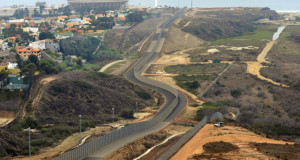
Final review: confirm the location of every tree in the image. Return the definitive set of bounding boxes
[33,8,41,17]
[40,5,45,14]
[126,13,144,23]
[39,31,55,40]
[28,55,39,65]
[22,63,37,78]
[38,59,57,74]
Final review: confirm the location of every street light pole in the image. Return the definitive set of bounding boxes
[79,115,82,143]
[135,102,138,112]
[27,127,31,160]
[112,108,115,123]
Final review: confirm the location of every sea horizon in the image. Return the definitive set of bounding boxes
[0,0,299,12]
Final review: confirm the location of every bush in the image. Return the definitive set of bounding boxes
[230,89,242,98]
[120,109,134,119]
[73,80,93,89]
[19,116,39,129]
[136,91,151,100]
[46,126,72,138]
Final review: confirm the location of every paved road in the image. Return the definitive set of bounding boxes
[85,9,186,159]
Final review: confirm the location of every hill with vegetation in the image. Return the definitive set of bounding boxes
[1,71,158,157]
[179,8,280,41]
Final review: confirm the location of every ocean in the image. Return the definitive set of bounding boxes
[0,0,300,12]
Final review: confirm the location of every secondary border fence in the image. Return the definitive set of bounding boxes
[158,117,208,160]
[54,9,185,160]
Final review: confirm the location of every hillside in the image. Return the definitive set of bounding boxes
[180,8,280,41]
[2,71,158,157]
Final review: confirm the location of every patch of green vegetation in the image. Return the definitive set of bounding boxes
[230,89,242,98]
[120,108,134,119]
[73,80,93,89]
[211,25,276,47]
[136,91,152,100]
[202,102,217,109]
[86,72,109,80]
[173,74,212,94]
[165,64,228,75]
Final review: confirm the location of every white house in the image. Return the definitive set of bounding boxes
[23,27,39,34]
[29,40,46,50]
[7,62,18,69]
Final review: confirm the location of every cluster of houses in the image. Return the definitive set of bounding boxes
[0,62,26,91]
[0,2,152,91]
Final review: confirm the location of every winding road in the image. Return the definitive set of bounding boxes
[82,9,187,160]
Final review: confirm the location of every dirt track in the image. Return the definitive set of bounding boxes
[246,41,288,87]
[171,124,294,160]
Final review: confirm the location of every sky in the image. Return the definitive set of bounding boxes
[1,0,300,11]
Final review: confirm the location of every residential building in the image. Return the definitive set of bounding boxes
[0,62,8,71]
[45,39,60,52]
[4,75,27,90]
[22,27,39,34]
[29,40,46,50]
[29,40,60,52]
[16,46,41,59]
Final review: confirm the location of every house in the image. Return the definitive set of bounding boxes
[16,46,41,60]
[4,75,27,90]
[0,62,8,72]
[45,39,60,52]
[8,37,17,43]
[29,40,46,50]
[7,62,20,75]
[22,27,39,34]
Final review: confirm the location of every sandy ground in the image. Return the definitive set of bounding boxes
[99,59,126,72]
[110,60,134,76]
[12,126,112,160]
[0,111,15,127]
[171,124,294,160]
[149,76,203,104]
[245,41,288,87]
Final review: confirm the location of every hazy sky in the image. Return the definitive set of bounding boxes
[1,0,300,11]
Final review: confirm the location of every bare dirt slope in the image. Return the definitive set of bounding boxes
[171,124,293,160]
[0,111,15,127]
[162,25,204,54]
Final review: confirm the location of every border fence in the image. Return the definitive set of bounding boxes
[54,9,186,160]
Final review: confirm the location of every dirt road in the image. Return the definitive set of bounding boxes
[171,124,293,160]
[246,41,288,87]
[99,59,126,72]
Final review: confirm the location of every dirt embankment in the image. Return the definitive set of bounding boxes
[171,124,294,160]
[0,111,15,127]
[162,25,204,54]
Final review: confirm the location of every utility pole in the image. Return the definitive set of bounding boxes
[155,0,158,8]
[135,102,138,112]
[79,115,82,143]
[27,127,31,160]
[112,108,115,123]
[191,0,193,8]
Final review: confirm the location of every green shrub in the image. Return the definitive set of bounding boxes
[230,89,242,98]
[120,109,134,119]
[46,126,72,138]
[73,80,93,89]
[19,116,39,129]
[51,85,65,93]
[31,139,50,147]
[136,91,151,100]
